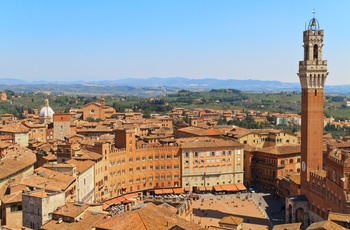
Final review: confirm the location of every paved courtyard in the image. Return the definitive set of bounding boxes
[191,192,285,230]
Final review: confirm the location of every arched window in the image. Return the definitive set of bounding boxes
[313,44,318,60]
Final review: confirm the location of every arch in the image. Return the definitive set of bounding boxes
[313,44,318,60]
[296,207,304,223]
[305,45,309,60]
[288,204,293,223]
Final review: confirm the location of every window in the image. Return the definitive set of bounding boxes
[200,152,204,157]
[289,159,293,164]
[222,151,226,156]
[194,152,198,157]
[211,151,215,156]
[129,158,133,163]
[207,151,210,157]
[11,204,22,212]
[228,150,232,156]
[185,152,189,158]
[149,156,153,160]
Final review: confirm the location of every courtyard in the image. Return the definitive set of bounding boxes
[191,192,285,230]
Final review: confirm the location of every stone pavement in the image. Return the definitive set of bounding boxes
[191,193,271,230]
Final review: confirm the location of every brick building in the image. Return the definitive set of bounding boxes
[285,15,350,228]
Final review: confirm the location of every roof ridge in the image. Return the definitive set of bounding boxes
[137,211,148,230]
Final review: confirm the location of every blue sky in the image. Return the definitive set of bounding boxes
[0,1,349,85]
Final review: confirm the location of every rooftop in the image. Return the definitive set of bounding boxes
[95,202,200,230]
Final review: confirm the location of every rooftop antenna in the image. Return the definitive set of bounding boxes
[312,9,316,18]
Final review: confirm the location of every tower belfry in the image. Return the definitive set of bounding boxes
[299,14,328,190]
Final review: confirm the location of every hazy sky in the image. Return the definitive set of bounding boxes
[0,1,349,85]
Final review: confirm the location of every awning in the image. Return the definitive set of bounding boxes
[102,197,125,210]
[173,188,184,194]
[235,183,247,191]
[184,187,190,192]
[220,184,238,192]
[228,184,239,192]
[213,185,223,192]
[198,186,206,191]
[122,199,132,204]
[163,188,173,194]
[205,186,212,191]
[123,193,138,199]
[154,189,163,195]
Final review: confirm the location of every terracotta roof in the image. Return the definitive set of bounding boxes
[177,137,243,149]
[20,167,76,191]
[53,202,89,218]
[73,148,102,161]
[289,174,301,185]
[218,215,243,226]
[328,212,350,223]
[0,122,29,133]
[41,211,105,230]
[327,139,350,148]
[272,222,302,230]
[0,146,37,180]
[306,220,345,230]
[95,202,200,230]
[0,141,11,149]
[66,159,94,174]
[177,126,222,136]
[257,144,300,155]
[0,182,28,204]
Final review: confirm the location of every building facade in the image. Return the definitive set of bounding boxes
[179,137,244,192]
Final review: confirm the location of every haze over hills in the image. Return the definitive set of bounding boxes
[0,77,349,95]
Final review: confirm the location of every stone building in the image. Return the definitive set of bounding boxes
[83,97,117,121]
[22,190,65,230]
[53,113,71,140]
[179,137,244,193]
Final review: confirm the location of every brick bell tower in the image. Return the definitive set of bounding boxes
[299,15,328,193]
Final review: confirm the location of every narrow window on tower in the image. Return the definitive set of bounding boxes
[305,45,309,60]
[313,44,318,60]
[315,89,317,96]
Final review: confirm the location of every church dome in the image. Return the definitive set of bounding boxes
[39,99,54,122]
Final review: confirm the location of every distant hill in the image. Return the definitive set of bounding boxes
[0,77,349,95]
